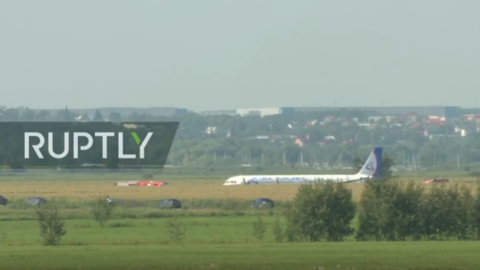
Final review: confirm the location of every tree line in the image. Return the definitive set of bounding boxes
[2,106,480,169]
[280,178,480,242]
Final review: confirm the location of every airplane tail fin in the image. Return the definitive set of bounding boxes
[357,147,383,178]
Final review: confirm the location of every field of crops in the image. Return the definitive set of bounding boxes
[1,175,479,202]
[1,173,480,270]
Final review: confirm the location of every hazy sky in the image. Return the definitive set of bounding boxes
[1,0,479,112]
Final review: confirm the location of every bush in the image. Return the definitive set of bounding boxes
[284,217,303,242]
[475,185,480,239]
[287,182,356,242]
[356,180,401,241]
[356,180,480,241]
[166,216,186,243]
[91,196,114,228]
[419,183,476,240]
[35,202,66,246]
[354,150,398,240]
[392,181,425,241]
[251,214,267,242]
[271,214,285,243]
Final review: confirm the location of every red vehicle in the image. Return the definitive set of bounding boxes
[423,178,450,184]
[138,181,168,186]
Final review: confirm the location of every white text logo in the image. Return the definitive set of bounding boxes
[24,132,153,159]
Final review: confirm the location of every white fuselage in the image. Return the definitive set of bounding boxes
[223,173,371,186]
[223,147,383,186]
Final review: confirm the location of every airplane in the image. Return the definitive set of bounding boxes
[223,147,383,186]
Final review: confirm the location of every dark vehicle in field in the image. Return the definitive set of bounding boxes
[26,197,47,205]
[159,199,182,209]
[251,198,274,208]
[0,195,8,205]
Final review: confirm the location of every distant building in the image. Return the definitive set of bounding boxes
[279,107,295,115]
[427,116,446,126]
[443,106,459,120]
[235,107,295,117]
[173,108,189,116]
[201,106,461,119]
[200,110,236,116]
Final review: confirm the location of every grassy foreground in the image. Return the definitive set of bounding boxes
[1,242,480,270]
[1,217,480,269]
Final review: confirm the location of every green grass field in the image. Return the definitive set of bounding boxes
[1,171,480,270]
[1,216,480,270]
[2,242,480,270]
[1,215,480,270]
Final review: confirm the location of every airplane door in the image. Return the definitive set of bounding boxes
[242,178,246,185]
[276,177,279,184]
